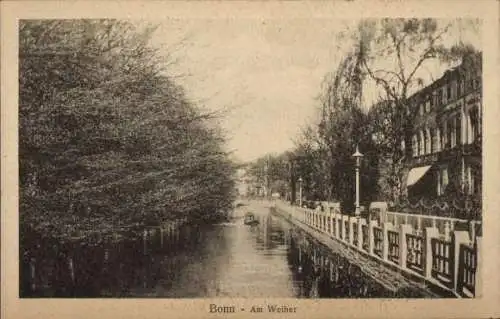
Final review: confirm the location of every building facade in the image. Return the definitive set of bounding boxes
[404,53,482,212]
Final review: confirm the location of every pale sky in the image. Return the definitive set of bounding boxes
[149,18,481,163]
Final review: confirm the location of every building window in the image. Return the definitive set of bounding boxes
[465,71,473,93]
[438,167,449,196]
[436,170,441,195]
[442,167,449,193]
[452,118,457,147]
[470,107,479,143]
[473,168,481,195]
[425,99,431,113]
[431,128,437,153]
[447,84,452,101]
[441,123,446,149]
[412,135,418,157]
[448,119,454,148]
[416,134,420,156]
[471,75,478,90]
[419,104,424,116]
[466,165,473,194]
[420,130,425,155]
[456,114,461,146]
[435,127,441,152]
[425,128,431,154]
[457,79,463,97]
[442,86,447,105]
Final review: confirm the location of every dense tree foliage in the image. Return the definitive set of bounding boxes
[245,153,290,198]
[20,20,236,241]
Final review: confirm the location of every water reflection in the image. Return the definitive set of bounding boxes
[21,207,427,298]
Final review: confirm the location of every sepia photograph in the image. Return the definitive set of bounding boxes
[17,16,483,299]
[2,0,500,318]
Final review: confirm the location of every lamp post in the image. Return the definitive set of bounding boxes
[352,145,364,217]
[298,177,303,207]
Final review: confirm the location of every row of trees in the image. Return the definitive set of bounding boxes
[246,18,480,213]
[20,20,237,242]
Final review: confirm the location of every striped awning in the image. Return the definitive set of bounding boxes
[407,165,432,187]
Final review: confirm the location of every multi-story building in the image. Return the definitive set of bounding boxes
[404,52,482,209]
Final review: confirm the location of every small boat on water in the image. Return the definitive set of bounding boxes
[244,212,259,226]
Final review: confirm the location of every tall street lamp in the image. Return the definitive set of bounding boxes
[298,177,303,207]
[352,145,364,217]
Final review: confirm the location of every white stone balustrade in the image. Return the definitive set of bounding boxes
[272,199,481,298]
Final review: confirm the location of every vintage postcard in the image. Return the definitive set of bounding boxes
[1,0,500,318]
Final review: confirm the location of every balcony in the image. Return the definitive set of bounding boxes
[408,138,481,168]
[408,152,439,167]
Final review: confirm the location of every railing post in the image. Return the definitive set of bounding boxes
[334,212,340,239]
[357,218,364,251]
[382,222,391,261]
[323,214,326,232]
[453,230,470,293]
[399,224,413,269]
[368,220,377,256]
[330,212,335,237]
[348,217,355,246]
[338,213,343,240]
[326,214,330,234]
[341,215,348,242]
[424,227,440,279]
[318,211,321,230]
[317,211,320,230]
[320,212,324,231]
[316,211,320,229]
[475,236,482,297]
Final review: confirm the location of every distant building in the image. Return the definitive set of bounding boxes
[235,168,249,197]
[404,53,482,203]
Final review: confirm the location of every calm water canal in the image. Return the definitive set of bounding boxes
[22,202,415,298]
